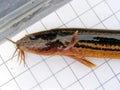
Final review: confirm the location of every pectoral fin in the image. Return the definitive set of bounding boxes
[68,55,96,68]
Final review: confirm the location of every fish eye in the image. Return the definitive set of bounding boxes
[29,35,36,40]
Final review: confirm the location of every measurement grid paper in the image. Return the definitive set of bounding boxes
[0,0,120,90]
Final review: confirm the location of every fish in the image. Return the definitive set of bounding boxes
[6,28,120,68]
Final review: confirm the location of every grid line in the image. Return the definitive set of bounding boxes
[95,72,120,90]
[85,0,107,28]
[55,5,86,89]
[41,57,64,90]
[0,55,21,89]
[55,11,67,28]
[25,29,43,90]
[0,54,113,89]
[38,22,64,89]
[104,59,120,83]
[62,56,85,90]
[104,0,120,25]
[69,2,87,28]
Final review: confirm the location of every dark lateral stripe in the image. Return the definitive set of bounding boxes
[79,39,120,46]
[75,41,120,51]
[77,45,120,51]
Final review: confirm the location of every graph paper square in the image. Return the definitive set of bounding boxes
[93,23,105,28]
[31,85,41,90]
[93,2,113,21]
[70,62,91,79]
[41,12,63,29]
[45,56,67,74]
[0,0,120,90]
[40,76,61,90]
[62,56,75,65]
[79,10,100,27]
[15,71,37,90]
[87,0,103,7]
[116,11,120,21]
[1,80,19,90]
[66,18,84,28]
[56,4,77,23]
[108,59,120,74]
[80,72,100,90]
[0,64,12,86]
[0,56,3,65]
[65,82,83,90]
[103,15,120,29]
[106,0,120,13]
[103,77,120,90]
[97,87,104,90]
[30,61,52,83]
[70,0,90,15]
[26,21,45,33]
[5,56,28,77]
[94,63,114,83]
[55,67,77,88]
[25,53,43,68]
[118,74,120,80]
[0,42,15,62]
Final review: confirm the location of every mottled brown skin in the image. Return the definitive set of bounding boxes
[10,28,120,68]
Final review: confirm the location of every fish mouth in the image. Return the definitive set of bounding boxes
[12,46,25,64]
[5,37,26,64]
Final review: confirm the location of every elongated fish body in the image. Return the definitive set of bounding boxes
[10,28,120,68]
